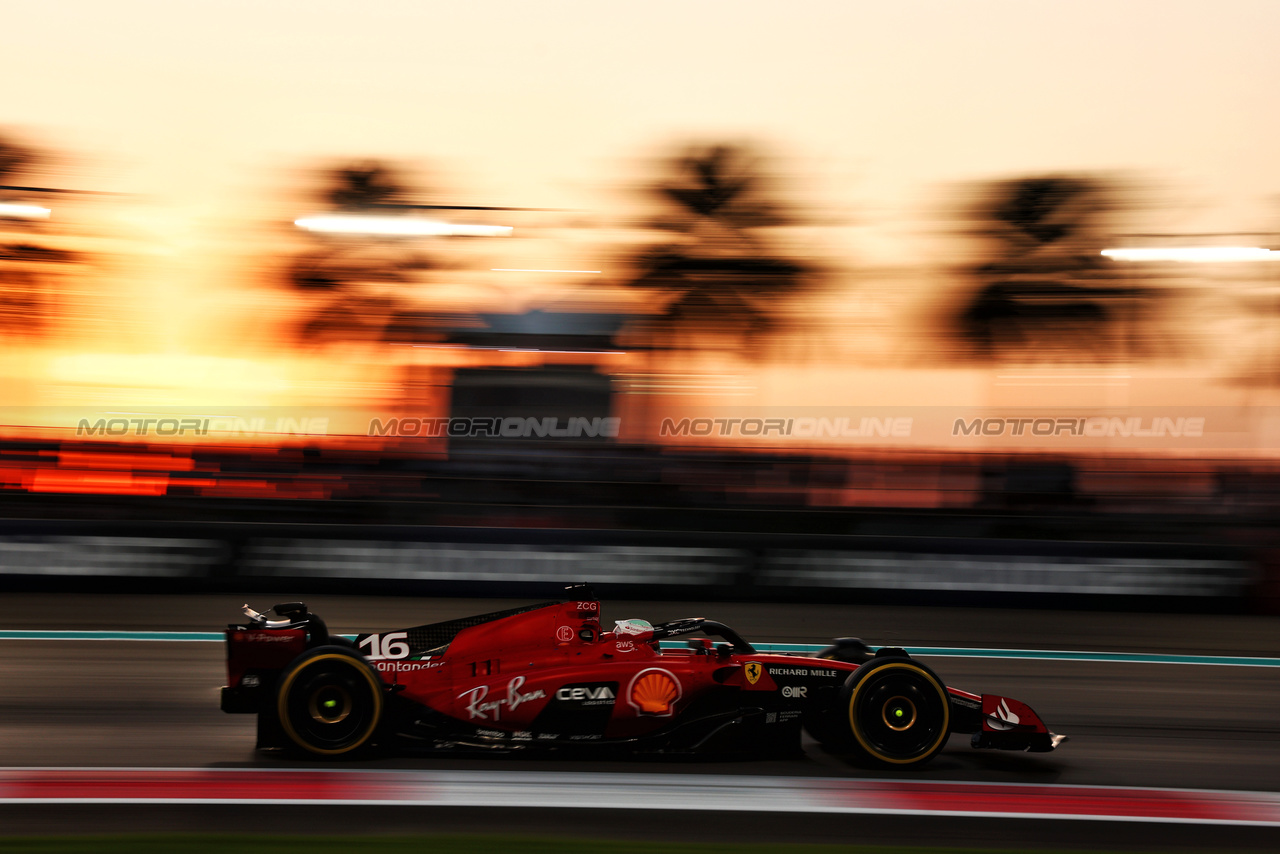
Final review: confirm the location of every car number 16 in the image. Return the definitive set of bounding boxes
[358,632,410,660]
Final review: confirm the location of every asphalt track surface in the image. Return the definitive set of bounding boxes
[2,592,1280,850]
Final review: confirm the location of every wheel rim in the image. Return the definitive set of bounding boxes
[308,684,352,724]
[881,695,917,731]
[849,662,949,764]
[278,654,382,755]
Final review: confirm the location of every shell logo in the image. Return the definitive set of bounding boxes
[626,668,682,716]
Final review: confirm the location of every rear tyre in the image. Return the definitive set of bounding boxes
[840,657,950,768]
[275,645,384,757]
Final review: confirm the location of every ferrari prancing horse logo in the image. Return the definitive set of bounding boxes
[744,661,763,684]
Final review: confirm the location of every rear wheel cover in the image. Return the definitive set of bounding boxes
[276,651,383,756]
[846,660,950,766]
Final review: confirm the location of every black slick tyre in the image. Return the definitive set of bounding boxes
[840,656,950,768]
[275,645,385,758]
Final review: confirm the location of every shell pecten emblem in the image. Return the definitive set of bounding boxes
[744,661,763,685]
[627,668,682,716]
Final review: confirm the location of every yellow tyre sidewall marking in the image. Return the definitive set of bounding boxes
[277,653,384,756]
[848,661,950,765]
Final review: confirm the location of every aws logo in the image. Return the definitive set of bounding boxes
[627,668,682,716]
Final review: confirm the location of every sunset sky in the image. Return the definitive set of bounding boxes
[3,0,1280,438]
[7,0,1277,238]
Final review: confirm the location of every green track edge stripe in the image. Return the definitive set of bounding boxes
[1,631,1278,667]
[0,631,227,641]
[660,641,1280,667]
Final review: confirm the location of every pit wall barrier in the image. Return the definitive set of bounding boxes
[0,525,1258,610]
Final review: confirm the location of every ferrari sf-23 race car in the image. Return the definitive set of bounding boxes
[221,585,1065,767]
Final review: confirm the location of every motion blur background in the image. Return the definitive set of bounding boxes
[2,1,1279,609]
[6,3,1280,849]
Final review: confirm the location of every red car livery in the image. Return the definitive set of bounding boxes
[221,585,1065,767]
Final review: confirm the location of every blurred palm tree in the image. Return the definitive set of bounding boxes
[0,137,36,185]
[286,162,435,347]
[624,143,808,352]
[0,133,78,337]
[650,144,789,243]
[323,162,409,211]
[954,174,1135,360]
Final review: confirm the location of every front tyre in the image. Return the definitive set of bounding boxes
[842,657,950,768]
[276,646,384,757]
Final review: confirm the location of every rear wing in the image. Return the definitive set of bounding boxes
[222,602,330,713]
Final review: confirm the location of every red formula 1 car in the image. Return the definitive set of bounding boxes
[221,585,1065,767]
